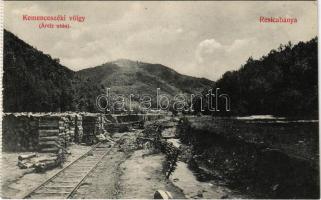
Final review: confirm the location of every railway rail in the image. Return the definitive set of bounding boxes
[23,139,120,199]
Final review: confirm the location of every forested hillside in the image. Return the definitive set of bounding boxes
[77,59,213,97]
[3,30,213,113]
[77,59,214,109]
[3,30,103,112]
[3,29,318,117]
[200,37,318,118]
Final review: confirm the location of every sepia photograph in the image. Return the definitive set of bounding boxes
[1,1,319,199]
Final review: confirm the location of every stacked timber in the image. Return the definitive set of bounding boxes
[82,113,114,144]
[82,114,101,144]
[105,122,132,133]
[143,114,165,121]
[61,116,72,146]
[104,114,117,123]
[2,114,39,151]
[115,114,142,123]
[38,117,63,153]
[58,114,83,145]
[3,113,85,152]
[3,112,164,152]
[75,115,83,143]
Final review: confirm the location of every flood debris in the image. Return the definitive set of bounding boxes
[137,122,181,179]
[96,131,115,143]
[163,143,180,179]
[153,190,173,199]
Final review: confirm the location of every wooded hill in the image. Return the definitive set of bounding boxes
[3,30,214,113]
[3,30,104,112]
[198,37,318,118]
[3,29,318,117]
[77,59,214,109]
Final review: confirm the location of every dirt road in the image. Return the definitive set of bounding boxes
[119,149,185,199]
[70,130,185,199]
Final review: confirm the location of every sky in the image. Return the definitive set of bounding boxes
[4,1,317,81]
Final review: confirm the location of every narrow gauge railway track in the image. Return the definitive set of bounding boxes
[23,139,121,199]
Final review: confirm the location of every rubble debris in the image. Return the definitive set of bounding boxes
[220,194,229,199]
[271,184,279,191]
[172,117,180,122]
[153,190,173,199]
[96,134,107,142]
[161,127,177,139]
[138,122,181,179]
[196,190,203,198]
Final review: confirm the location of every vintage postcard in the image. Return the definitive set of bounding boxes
[1,1,319,199]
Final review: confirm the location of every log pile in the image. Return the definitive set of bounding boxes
[143,114,165,121]
[3,113,84,152]
[39,116,63,153]
[3,112,165,152]
[39,114,83,152]
[82,114,105,144]
[3,114,39,151]
[35,149,66,172]
[115,114,142,123]
[114,114,165,123]
[75,115,83,143]
[60,117,70,146]
[17,151,65,172]
[105,122,132,133]
[18,153,36,160]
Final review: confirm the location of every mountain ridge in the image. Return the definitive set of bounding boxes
[3,29,214,112]
[77,59,214,97]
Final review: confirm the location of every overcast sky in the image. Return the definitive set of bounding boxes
[4,1,317,80]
